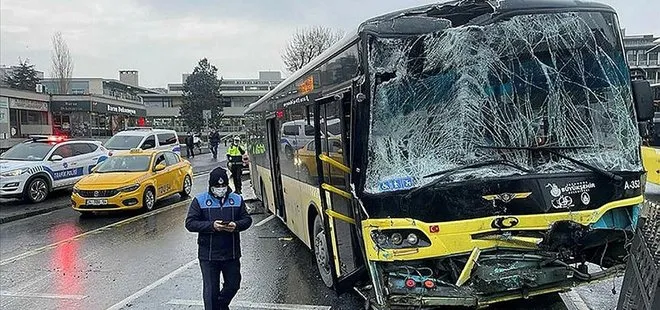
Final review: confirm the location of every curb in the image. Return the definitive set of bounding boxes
[0,204,70,224]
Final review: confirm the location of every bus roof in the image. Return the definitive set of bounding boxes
[244,29,359,114]
[244,0,615,115]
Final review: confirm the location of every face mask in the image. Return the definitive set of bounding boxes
[211,187,227,197]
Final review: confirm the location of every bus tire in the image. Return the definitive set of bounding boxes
[313,215,334,288]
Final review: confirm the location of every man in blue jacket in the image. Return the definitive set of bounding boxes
[185,167,252,310]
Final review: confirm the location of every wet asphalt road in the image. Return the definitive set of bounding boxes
[0,173,362,310]
[2,172,652,309]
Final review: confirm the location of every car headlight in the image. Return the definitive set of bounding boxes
[118,184,140,192]
[72,187,80,194]
[1,168,26,177]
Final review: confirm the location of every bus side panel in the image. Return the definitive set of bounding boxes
[281,174,309,243]
[256,165,275,214]
[299,182,323,249]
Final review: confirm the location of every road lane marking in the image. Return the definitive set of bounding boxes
[0,291,88,300]
[106,259,198,310]
[560,290,591,310]
[255,214,276,227]
[0,199,192,266]
[167,299,332,310]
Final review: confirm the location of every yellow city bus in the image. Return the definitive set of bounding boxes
[245,1,655,308]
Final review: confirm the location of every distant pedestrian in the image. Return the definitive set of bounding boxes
[209,129,220,159]
[185,132,195,158]
[226,137,246,194]
[193,133,202,153]
[185,167,252,310]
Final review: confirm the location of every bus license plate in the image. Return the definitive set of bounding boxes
[86,199,108,206]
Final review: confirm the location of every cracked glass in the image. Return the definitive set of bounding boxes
[364,11,640,194]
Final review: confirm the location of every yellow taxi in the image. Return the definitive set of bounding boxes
[71,148,193,215]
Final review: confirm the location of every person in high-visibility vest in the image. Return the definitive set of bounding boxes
[226,136,246,194]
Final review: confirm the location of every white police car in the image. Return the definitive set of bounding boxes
[0,135,109,203]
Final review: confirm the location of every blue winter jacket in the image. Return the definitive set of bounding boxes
[185,190,252,261]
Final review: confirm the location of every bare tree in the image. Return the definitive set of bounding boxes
[50,32,74,94]
[282,26,344,73]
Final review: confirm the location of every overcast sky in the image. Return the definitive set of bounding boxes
[1,0,658,88]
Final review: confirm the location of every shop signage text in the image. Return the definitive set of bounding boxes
[9,98,48,111]
[107,104,137,115]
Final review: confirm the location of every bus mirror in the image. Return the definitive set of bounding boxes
[632,79,653,122]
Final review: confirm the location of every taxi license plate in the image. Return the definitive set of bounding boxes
[86,199,108,206]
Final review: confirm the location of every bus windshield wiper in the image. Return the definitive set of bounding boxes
[407,159,532,197]
[475,145,623,182]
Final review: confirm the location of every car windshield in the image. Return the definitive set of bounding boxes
[0,142,54,161]
[104,135,144,150]
[364,11,639,194]
[95,155,151,173]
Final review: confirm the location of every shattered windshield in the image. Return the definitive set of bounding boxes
[364,11,640,194]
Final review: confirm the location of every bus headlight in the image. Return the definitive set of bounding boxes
[391,233,403,245]
[406,233,419,245]
[370,229,430,249]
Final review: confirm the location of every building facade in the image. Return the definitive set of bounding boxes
[0,87,51,139]
[623,30,660,83]
[41,71,158,137]
[144,71,284,135]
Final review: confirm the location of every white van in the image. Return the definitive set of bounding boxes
[103,127,181,156]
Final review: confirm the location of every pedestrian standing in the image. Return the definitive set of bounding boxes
[209,129,220,160]
[226,137,246,194]
[185,167,252,310]
[185,132,195,158]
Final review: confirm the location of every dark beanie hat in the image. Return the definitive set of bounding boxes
[208,167,229,187]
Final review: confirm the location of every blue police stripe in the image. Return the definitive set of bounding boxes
[43,166,85,181]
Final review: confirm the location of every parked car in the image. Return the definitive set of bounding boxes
[104,127,181,156]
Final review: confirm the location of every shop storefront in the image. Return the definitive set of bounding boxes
[7,97,51,138]
[50,96,147,137]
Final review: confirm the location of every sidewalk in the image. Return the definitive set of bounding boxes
[0,152,225,224]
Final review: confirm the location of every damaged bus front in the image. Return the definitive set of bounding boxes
[353,0,655,308]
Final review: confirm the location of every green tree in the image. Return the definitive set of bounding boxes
[4,59,41,91]
[180,58,223,132]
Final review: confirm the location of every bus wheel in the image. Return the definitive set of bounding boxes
[314,215,333,288]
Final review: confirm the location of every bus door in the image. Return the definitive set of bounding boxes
[266,117,286,220]
[314,91,364,291]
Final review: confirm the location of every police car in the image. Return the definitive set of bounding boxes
[0,135,109,203]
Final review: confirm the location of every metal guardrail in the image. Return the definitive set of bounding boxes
[617,201,660,310]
